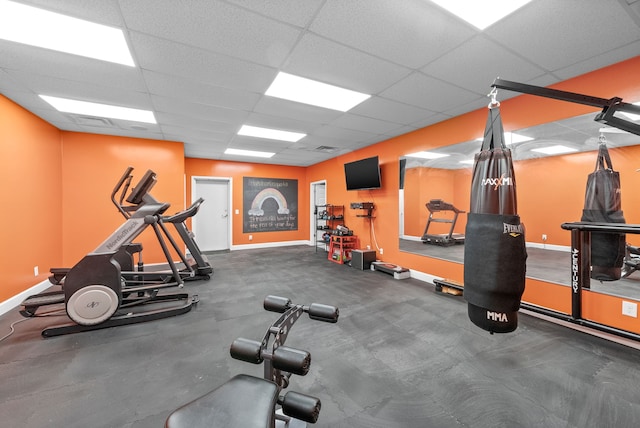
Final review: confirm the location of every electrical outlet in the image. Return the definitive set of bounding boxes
[34,266,39,276]
[622,301,638,318]
[249,235,253,241]
[542,234,547,242]
[379,248,384,255]
[235,209,239,215]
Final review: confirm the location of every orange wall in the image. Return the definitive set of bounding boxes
[3,55,640,335]
[309,55,640,334]
[185,158,309,246]
[60,132,185,266]
[0,96,63,302]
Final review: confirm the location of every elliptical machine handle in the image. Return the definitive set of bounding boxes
[111,166,134,218]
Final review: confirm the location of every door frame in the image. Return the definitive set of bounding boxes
[310,180,327,246]
[191,176,233,252]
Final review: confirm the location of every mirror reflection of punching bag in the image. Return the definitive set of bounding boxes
[463,100,527,333]
[581,140,625,281]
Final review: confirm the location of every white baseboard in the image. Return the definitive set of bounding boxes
[0,279,53,317]
[408,269,442,284]
[231,240,311,251]
[400,234,422,241]
[526,242,570,252]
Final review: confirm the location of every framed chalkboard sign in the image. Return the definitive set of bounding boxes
[243,177,298,233]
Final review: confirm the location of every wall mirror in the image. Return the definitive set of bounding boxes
[399,112,640,300]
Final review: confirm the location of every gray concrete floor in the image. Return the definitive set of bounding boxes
[2,246,640,427]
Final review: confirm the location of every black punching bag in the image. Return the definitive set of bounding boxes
[581,141,625,281]
[463,103,527,333]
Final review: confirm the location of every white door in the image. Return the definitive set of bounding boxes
[193,177,231,252]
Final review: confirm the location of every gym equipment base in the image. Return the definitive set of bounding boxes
[23,291,198,337]
[371,262,410,279]
[422,233,465,246]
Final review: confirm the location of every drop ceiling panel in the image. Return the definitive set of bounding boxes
[119,0,302,67]
[421,35,546,93]
[4,69,151,108]
[313,124,380,142]
[161,125,230,143]
[485,0,640,72]
[142,71,261,111]
[380,72,483,111]
[225,0,324,27]
[130,33,276,92]
[349,97,436,125]
[329,113,404,135]
[151,95,250,125]
[252,96,344,124]
[553,40,640,80]
[310,0,477,69]
[155,112,238,135]
[283,33,412,94]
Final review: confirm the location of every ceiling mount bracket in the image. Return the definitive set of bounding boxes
[490,78,640,136]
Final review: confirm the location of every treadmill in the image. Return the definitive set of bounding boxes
[421,199,466,246]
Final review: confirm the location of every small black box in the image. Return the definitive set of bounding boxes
[351,249,376,270]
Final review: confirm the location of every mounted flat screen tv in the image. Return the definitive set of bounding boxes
[344,156,381,191]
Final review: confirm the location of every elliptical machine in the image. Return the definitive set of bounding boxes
[49,167,213,287]
[165,295,339,428]
[20,169,199,337]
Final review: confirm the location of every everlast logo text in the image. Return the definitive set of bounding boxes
[486,311,509,322]
[482,173,512,190]
[571,248,579,293]
[503,223,523,237]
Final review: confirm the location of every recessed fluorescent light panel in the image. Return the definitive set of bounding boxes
[475,132,533,145]
[405,151,450,159]
[238,125,305,142]
[619,102,640,121]
[225,148,275,158]
[430,0,533,30]
[40,95,156,124]
[599,127,630,134]
[531,145,578,155]
[265,72,370,112]
[505,132,534,144]
[0,0,134,66]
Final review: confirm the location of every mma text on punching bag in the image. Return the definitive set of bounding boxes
[463,105,527,334]
[581,144,625,281]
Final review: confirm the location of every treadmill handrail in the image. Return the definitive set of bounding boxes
[163,198,204,224]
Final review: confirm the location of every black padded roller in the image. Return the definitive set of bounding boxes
[272,346,310,376]
[308,303,339,323]
[281,391,321,424]
[263,295,291,313]
[230,338,263,364]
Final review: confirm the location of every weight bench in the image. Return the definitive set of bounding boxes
[166,374,278,428]
[165,296,338,428]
